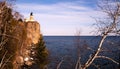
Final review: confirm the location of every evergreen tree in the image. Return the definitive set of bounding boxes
[35,34,49,69]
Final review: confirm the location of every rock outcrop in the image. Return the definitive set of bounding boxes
[13,13,41,69]
[25,21,40,44]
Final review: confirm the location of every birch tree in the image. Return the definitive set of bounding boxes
[82,0,120,69]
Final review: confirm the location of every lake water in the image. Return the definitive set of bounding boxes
[44,36,120,69]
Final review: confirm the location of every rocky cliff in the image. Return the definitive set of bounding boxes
[25,21,40,44]
[13,14,42,68]
[25,12,40,44]
[0,2,47,68]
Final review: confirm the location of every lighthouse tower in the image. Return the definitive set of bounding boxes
[25,12,35,22]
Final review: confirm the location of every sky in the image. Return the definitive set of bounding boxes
[15,0,101,36]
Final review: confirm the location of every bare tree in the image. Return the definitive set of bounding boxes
[47,0,120,69]
[74,30,82,69]
[82,0,120,69]
[0,0,24,69]
[0,1,12,69]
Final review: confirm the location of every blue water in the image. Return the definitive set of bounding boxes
[44,36,120,69]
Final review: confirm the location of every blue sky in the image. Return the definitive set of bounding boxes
[15,0,100,36]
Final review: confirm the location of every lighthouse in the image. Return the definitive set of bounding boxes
[25,12,35,22]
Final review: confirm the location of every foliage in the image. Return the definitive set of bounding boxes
[0,1,25,69]
[35,34,49,69]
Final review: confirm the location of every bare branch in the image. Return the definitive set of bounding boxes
[1,55,13,69]
[0,51,7,68]
[0,34,19,40]
[56,57,64,69]
[83,34,107,69]
[96,56,119,65]
[0,38,8,50]
[75,57,82,69]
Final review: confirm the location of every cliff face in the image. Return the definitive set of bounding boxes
[13,21,41,68]
[24,21,41,66]
[0,5,44,68]
[25,21,40,44]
